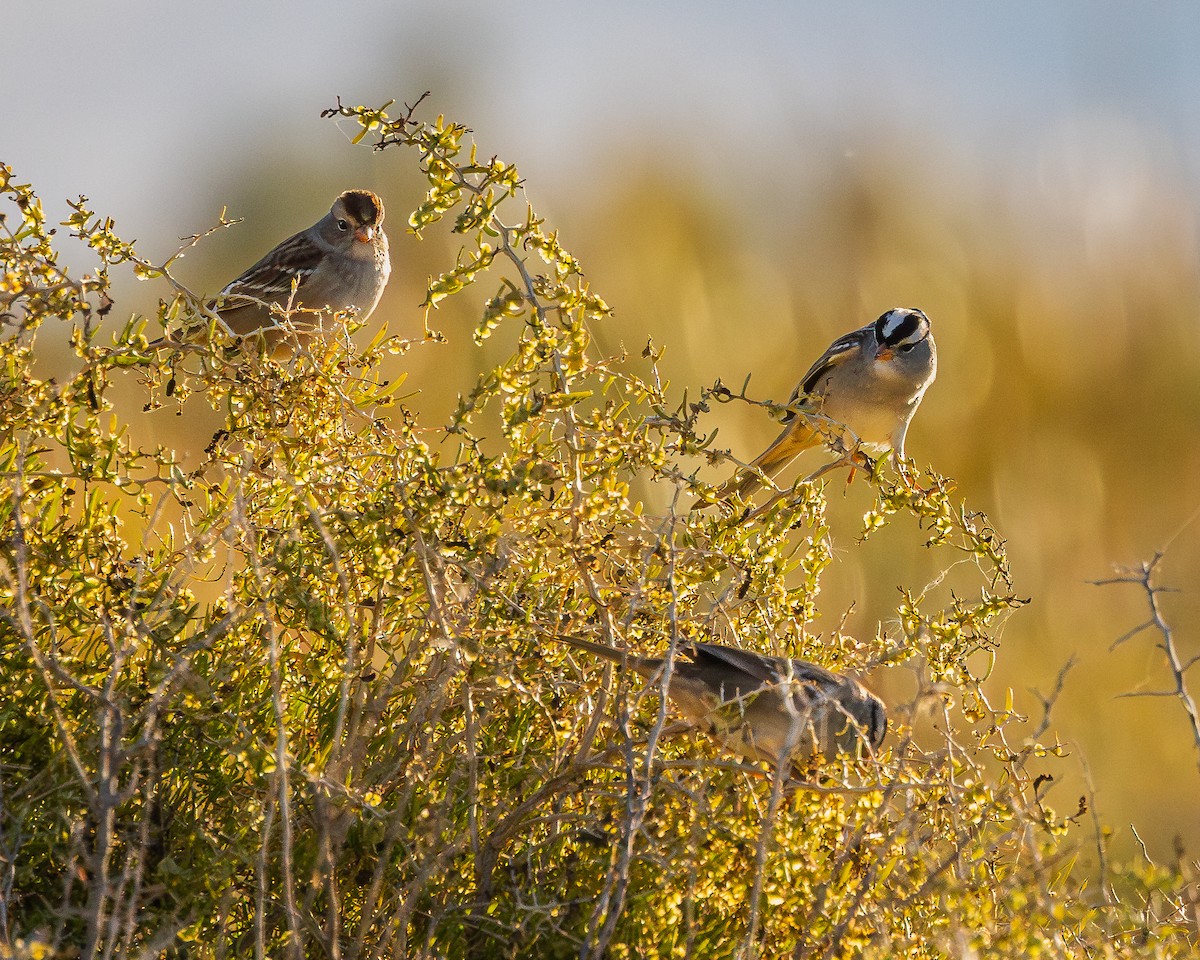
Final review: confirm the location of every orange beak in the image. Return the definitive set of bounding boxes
[355,225,376,243]
[875,346,894,362]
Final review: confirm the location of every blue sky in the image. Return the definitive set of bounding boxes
[6,1,1200,250]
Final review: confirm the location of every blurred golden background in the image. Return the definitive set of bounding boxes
[7,2,1200,863]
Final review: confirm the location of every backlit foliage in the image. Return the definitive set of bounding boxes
[1,97,1196,958]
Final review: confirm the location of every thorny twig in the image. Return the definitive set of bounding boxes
[1092,553,1200,774]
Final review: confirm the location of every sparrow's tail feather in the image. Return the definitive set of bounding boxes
[713,420,820,501]
[147,309,234,350]
[546,634,659,674]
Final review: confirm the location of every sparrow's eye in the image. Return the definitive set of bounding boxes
[898,341,917,354]
[336,219,349,232]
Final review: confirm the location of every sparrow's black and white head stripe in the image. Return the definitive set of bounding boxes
[866,696,888,750]
[874,308,929,349]
[337,189,384,227]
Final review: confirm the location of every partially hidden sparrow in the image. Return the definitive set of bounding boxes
[553,634,887,772]
[157,189,390,353]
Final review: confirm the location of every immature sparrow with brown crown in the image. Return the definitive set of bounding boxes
[552,635,887,772]
[716,308,936,500]
[157,189,390,353]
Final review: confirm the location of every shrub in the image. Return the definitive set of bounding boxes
[0,97,1195,958]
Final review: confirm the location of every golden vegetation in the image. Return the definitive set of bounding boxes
[1,95,1198,957]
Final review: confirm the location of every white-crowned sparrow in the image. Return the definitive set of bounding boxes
[554,635,887,770]
[717,308,936,500]
[158,189,390,352]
